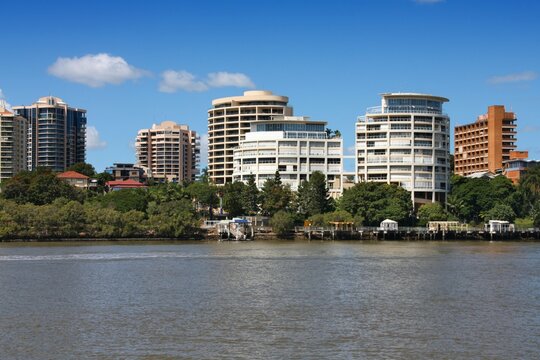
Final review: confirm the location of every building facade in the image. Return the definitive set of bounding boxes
[13,96,86,172]
[233,116,343,197]
[135,121,199,183]
[105,163,145,183]
[0,106,28,181]
[356,93,450,206]
[57,170,90,189]
[503,151,538,185]
[454,105,517,176]
[208,90,293,185]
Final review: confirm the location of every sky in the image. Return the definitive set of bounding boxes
[1,0,539,172]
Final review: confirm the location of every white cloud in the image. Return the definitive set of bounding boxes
[207,72,255,88]
[159,70,208,92]
[414,0,444,3]
[159,70,255,93]
[0,88,12,110]
[199,133,209,167]
[86,126,107,150]
[48,53,148,87]
[488,71,538,84]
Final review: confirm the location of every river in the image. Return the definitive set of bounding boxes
[1,240,539,359]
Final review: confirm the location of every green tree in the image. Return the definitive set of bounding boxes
[481,203,516,222]
[417,203,448,226]
[260,172,292,216]
[308,209,353,227]
[519,165,540,219]
[57,199,86,236]
[296,171,333,217]
[66,162,96,177]
[222,181,246,217]
[449,175,518,223]
[148,182,187,203]
[338,182,413,226]
[94,188,148,212]
[520,165,540,200]
[147,199,199,238]
[199,167,210,184]
[186,181,218,219]
[532,202,540,227]
[121,210,147,237]
[269,210,296,237]
[446,193,466,222]
[1,169,83,205]
[0,199,20,239]
[84,204,124,237]
[95,171,114,186]
[241,175,260,215]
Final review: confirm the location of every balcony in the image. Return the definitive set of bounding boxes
[366,105,445,116]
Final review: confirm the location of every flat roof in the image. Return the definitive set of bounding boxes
[212,90,289,107]
[381,93,449,102]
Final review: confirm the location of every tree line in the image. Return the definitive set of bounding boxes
[1,162,540,239]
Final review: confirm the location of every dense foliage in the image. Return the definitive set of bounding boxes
[2,163,540,240]
[416,203,449,226]
[297,171,334,217]
[260,172,293,216]
[269,211,296,237]
[1,169,84,205]
[0,175,200,239]
[338,182,413,226]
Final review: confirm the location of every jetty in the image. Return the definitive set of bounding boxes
[298,220,540,241]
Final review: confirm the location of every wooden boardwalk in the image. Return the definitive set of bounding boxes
[296,226,540,241]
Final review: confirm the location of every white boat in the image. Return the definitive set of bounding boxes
[216,218,254,241]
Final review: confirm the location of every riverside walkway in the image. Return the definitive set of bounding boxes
[296,226,540,241]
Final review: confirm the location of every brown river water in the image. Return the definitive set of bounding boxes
[0,240,539,359]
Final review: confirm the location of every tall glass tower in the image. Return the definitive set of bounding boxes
[13,96,86,172]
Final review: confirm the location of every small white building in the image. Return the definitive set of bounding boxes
[233,116,344,197]
[486,220,515,234]
[379,219,398,231]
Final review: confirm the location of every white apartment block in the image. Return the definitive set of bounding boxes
[233,116,344,197]
[136,121,200,183]
[356,93,450,206]
[208,90,293,185]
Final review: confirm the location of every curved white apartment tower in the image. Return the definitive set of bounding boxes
[208,90,293,185]
[233,116,343,197]
[356,93,450,207]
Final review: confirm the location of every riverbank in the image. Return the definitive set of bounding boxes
[2,232,540,243]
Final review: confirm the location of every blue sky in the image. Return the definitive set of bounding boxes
[1,0,539,172]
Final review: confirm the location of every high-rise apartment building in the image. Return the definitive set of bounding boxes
[233,116,344,197]
[135,121,199,183]
[454,105,517,176]
[356,93,450,206]
[13,96,86,172]
[208,90,293,185]
[0,106,28,181]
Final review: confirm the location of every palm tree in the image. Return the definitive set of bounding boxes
[446,194,465,222]
[520,165,540,201]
